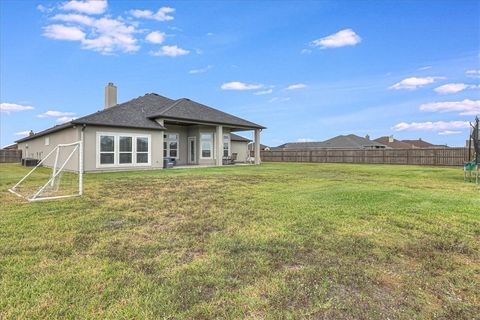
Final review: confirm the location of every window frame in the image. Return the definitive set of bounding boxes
[96,132,151,168]
[223,134,230,158]
[200,132,214,160]
[44,137,50,146]
[164,133,179,159]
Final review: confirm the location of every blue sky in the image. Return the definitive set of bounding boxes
[1,0,479,148]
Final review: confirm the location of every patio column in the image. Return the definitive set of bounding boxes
[254,129,261,165]
[216,125,223,166]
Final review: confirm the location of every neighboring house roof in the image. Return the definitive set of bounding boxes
[401,139,443,148]
[248,143,269,150]
[16,93,265,143]
[230,133,251,142]
[2,143,18,150]
[276,134,387,149]
[374,136,413,149]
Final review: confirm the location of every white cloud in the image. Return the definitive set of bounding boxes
[466,69,480,78]
[44,15,139,54]
[150,45,189,57]
[52,13,94,25]
[434,83,477,94]
[43,24,86,41]
[221,82,263,90]
[130,7,175,21]
[311,29,361,49]
[286,83,307,90]
[206,32,214,36]
[0,103,34,113]
[419,99,480,116]
[389,76,445,90]
[38,110,76,118]
[438,130,462,136]
[297,138,315,142]
[37,4,53,13]
[60,0,107,15]
[418,66,432,71]
[392,121,470,131]
[254,88,273,95]
[269,97,291,103]
[57,116,76,123]
[145,31,166,44]
[189,65,212,74]
[15,131,31,136]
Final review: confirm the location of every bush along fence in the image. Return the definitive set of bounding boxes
[261,148,470,167]
[0,150,22,163]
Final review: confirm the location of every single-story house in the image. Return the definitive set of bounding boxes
[275,134,387,149]
[374,136,413,149]
[16,83,265,172]
[401,138,447,148]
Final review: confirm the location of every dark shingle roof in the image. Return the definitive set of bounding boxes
[374,136,412,149]
[401,139,441,148]
[72,93,173,130]
[230,133,251,142]
[148,97,265,129]
[17,93,264,143]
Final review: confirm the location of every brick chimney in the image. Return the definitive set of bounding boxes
[388,135,394,143]
[104,82,117,109]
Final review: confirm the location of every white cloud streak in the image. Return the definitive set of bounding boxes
[221,82,263,90]
[286,83,307,90]
[38,110,76,118]
[189,65,212,74]
[392,121,470,131]
[269,97,291,103]
[466,69,480,78]
[434,83,478,94]
[60,0,107,15]
[15,131,31,136]
[150,45,189,57]
[254,88,273,95]
[438,130,462,136]
[0,103,34,113]
[389,76,445,90]
[419,99,480,116]
[311,29,361,49]
[43,24,86,41]
[129,7,175,21]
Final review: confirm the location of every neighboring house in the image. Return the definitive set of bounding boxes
[16,83,265,172]
[374,136,413,149]
[276,134,387,149]
[401,138,447,148]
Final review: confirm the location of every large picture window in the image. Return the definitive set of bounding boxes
[97,133,150,167]
[200,133,213,159]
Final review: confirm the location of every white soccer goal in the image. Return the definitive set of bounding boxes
[9,141,83,201]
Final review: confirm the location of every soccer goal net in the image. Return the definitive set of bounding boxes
[9,141,83,201]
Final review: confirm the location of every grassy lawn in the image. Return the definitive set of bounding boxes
[0,162,479,319]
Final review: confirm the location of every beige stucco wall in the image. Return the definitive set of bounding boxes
[82,125,164,172]
[231,140,249,163]
[17,126,81,172]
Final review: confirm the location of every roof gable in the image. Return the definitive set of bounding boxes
[148,98,265,129]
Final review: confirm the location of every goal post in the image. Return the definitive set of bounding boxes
[9,141,83,201]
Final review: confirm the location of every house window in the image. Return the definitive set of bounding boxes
[119,136,132,164]
[97,133,151,167]
[44,137,50,146]
[200,133,213,159]
[136,137,149,163]
[223,134,230,157]
[100,135,115,164]
[164,133,179,159]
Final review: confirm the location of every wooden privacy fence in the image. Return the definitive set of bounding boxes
[0,150,22,163]
[261,148,470,167]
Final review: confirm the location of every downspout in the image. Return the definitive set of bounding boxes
[80,124,86,195]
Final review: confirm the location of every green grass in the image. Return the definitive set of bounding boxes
[0,163,479,319]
